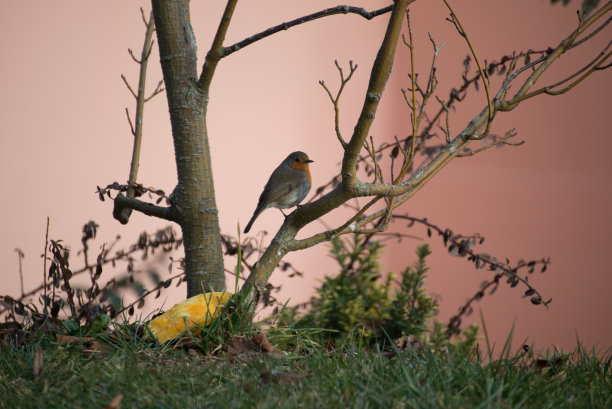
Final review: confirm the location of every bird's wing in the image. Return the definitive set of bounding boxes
[258,165,306,205]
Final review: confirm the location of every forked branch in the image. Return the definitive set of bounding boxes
[457,129,523,157]
[197,0,239,92]
[319,60,358,148]
[113,10,165,224]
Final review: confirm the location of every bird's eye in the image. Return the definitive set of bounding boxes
[295,157,300,162]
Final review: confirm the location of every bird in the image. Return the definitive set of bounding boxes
[243,151,313,234]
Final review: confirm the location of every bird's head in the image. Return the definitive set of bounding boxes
[286,151,313,182]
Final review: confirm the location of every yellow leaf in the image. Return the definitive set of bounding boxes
[147,292,233,343]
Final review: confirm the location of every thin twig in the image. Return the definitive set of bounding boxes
[504,48,612,106]
[127,49,141,64]
[442,0,493,140]
[124,108,135,136]
[42,217,50,303]
[145,79,165,102]
[399,9,418,185]
[318,60,358,148]
[364,135,384,183]
[121,74,138,99]
[15,249,24,297]
[140,7,149,27]
[457,129,523,157]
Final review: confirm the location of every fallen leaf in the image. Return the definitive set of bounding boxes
[102,393,123,409]
[32,345,43,379]
[83,339,109,355]
[55,334,96,344]
[55,334,108,355]
[252,333,275,353]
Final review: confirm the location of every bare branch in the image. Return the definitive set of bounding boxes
[499,2,612,112]
[400,9,418,185]
[42,216,49,303]
[113,193,178,223]
[116,10,158,225]
[121,74,138,99]
[140,6,149,27]
[442,0,493,140]
[14,248,24,297]
[145,79,165,102]
[342,0,413,187]
[319,60,358,148]
[197,0,239,92]
[128,48,141,64]
[124,108,135,136]
[503,46,612,106]
[395,25,443,186]
[457,129,523,157]
[287,195,383,252]
[223,5,394,58]
[364,135,384,183]
[436,96,452,144]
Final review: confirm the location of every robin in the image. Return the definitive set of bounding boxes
[243,151,313,234]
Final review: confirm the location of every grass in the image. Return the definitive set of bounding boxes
[0,332,610,409]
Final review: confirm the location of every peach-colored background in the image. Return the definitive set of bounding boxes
[1,1,610,351]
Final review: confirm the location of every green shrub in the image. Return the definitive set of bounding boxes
[289,234,438,344]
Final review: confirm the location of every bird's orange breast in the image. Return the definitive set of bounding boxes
[289,161,312,185]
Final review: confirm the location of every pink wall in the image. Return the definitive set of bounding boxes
[1,1,610,351]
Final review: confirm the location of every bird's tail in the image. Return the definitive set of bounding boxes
[243,208,261,234]
[243,218,255,234]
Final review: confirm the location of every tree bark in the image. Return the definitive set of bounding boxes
[151,0,225,295]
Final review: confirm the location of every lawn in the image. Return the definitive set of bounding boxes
[1,334,609,409]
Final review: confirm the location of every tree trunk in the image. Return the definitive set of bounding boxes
[151,0,225,295]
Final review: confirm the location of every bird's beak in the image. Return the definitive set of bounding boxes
[307,159,314,163]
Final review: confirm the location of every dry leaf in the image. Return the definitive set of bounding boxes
[55,334,108,356]
[252,333,275,353]
[83,339,109,356]
[102,393,123,409]
[32,345,43,379]
[55,334,96,344]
